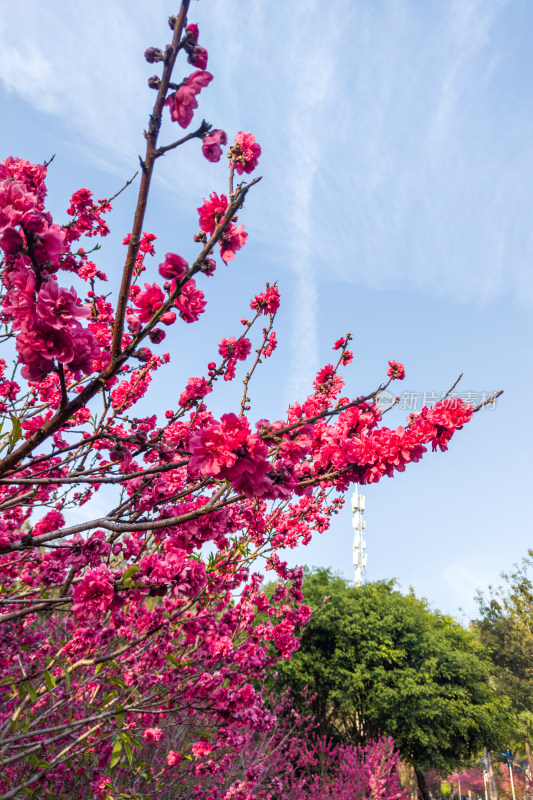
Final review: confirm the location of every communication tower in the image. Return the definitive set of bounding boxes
[352,486,366,587]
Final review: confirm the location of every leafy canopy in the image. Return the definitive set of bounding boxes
[276,569,510,773]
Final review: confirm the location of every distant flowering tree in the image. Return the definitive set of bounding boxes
[448,763,533,800]
[0,2,499,798]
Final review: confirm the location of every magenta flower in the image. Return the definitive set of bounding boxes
[250,285,280,315]
[0,180,38,232]
[16,326,76,379]
[185,23,199,43]
[202,129,227,163]
[34,223,66,266]
[188,45,208,70]
[167,751,182,767]
[126,309,142,334]
[0,156,47,201]
[81,530,112,567]
[218,336,251,361]
[164,70,213,129]
[71,566,115,620]
[229,131,262,175]
[175,279,206,323]
[143,727,165,743]
[36,282,89,330]
[387,360,405,380]
[197,192,229,235]
[165,84,197,129]
[132,282,165,323]
[159,252,189,281]
[220,223,248,264]
[66,327,101,379]
[2,268,37,331]
[189,423,237,477]
[179,376,212,408]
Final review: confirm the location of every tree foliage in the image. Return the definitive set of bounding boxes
[475,551,533,764]
[277,571,510,777]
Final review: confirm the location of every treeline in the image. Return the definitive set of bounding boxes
[265,557,533,800]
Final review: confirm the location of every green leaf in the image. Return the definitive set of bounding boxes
[43,671,56,693]
[122,731,142,749]
[26,683,38,703]
[121,564,140,587]
[8,415,22,453]
[100,691,118,707]
[123,738,133,767]
[109,739,123,770]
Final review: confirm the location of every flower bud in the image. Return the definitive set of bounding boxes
[201,257,216,276]
[144,47,164,63]
[149,328,166,344]
[136,347,152,361]
[187,46,208,70]
[148,76,161,90]
[185,23,199,43]
[161,311,177,326]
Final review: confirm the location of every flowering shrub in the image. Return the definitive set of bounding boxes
[0,2,495,798]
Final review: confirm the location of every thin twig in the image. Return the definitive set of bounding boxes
[155,120,210,156]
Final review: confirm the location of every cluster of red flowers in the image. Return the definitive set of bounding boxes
[0,158,104,381]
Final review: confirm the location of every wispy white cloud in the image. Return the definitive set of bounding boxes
[282,0,340,399]
[0,4,168,187]
[1,0,532,314]
[428,2,494,154]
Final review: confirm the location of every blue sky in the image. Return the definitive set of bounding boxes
[1,0,531,620]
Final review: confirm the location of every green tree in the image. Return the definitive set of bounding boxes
[474,550,533,774]
[276,569,510,800]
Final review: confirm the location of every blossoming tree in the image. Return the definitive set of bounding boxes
[0,3,498,798]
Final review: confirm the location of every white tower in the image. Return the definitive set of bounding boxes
[352,486,366,587]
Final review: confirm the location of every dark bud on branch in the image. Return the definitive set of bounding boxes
[148,76,161,91]
[149,329,166,344]
[144,47,164,64]
[200,258,216,276]
[199,119,212,137]
[187,46,208,70]
[168,15,177,30]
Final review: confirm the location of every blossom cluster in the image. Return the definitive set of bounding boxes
[0,158,105,381]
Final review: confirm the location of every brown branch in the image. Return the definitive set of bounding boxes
[473,389,503,412]
[0,459,187,486]
[443,372,463,400]
[110,0,191,360]
[0,492,246,553]
[57,364,68,409]
[239,315,275,416]
[155,120,210,156]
